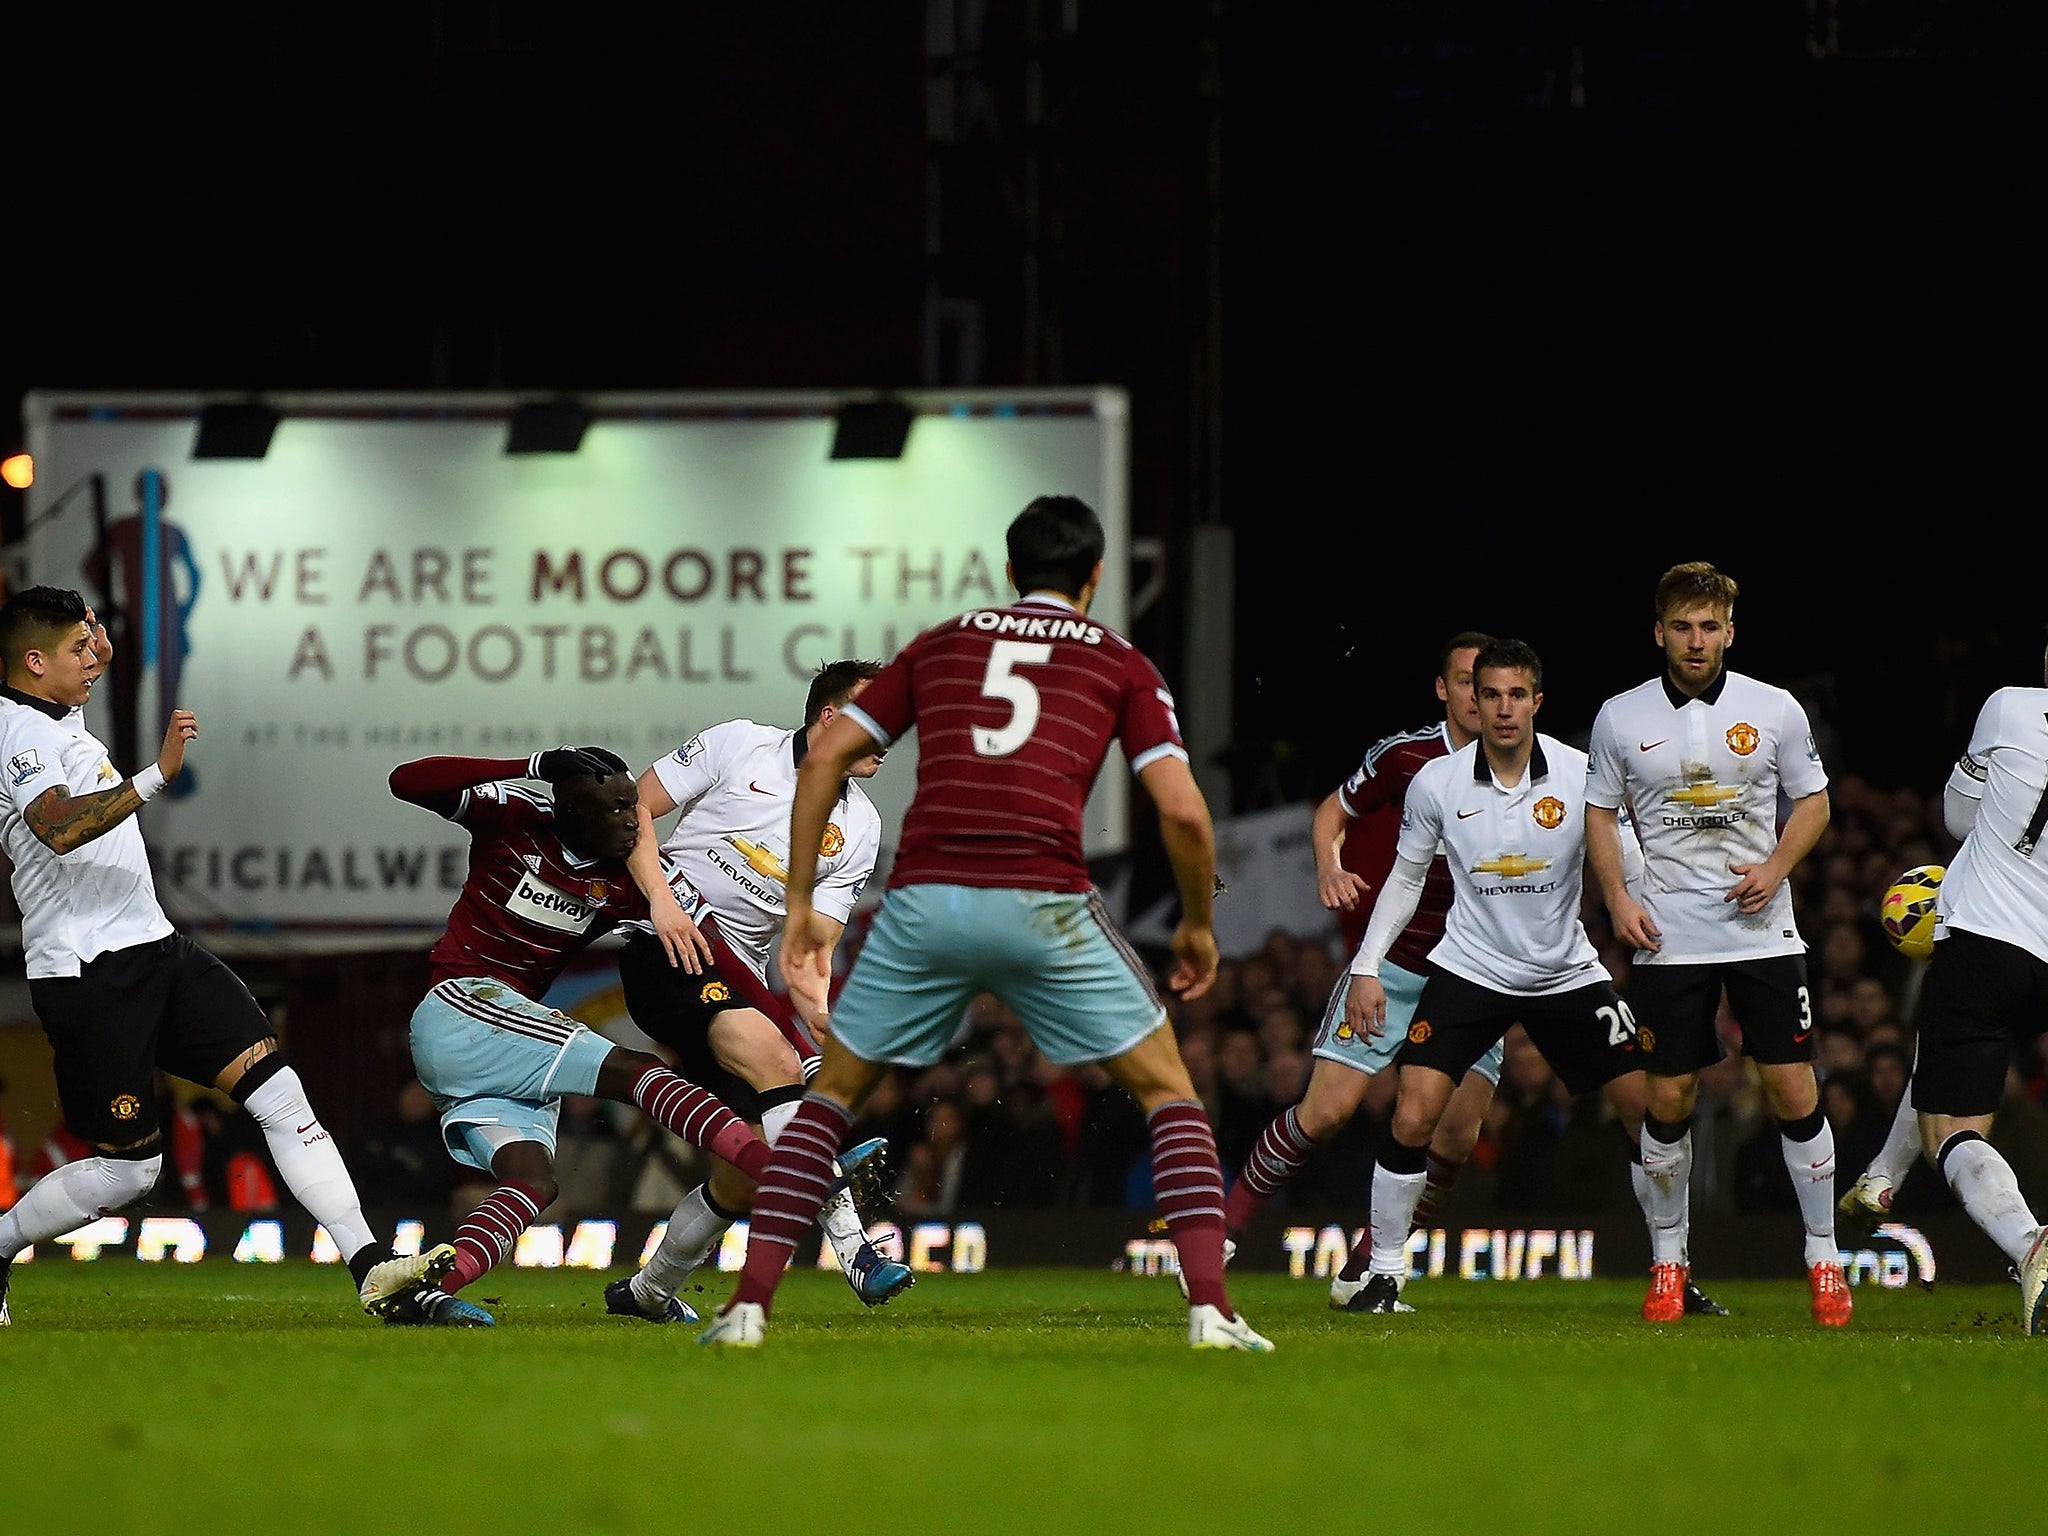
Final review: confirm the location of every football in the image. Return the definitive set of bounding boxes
[1880,865,1945,960]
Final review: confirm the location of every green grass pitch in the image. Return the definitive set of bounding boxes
[5,1263,2041,1535]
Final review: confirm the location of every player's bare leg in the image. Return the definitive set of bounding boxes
[1411,1068,1497,1229]
[1919,1108,2048,1332]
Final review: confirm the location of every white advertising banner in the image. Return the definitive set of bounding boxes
[1123,802,1338,959]
[21,390,1130,934]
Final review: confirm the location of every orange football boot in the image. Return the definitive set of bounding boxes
[1809,1261,1853,1327]
[1642,1261,1688,1322]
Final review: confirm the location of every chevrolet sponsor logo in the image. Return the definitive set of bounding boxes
[1666,781,1740,808]
[1476,854,1550,879]
[731,835,790,884]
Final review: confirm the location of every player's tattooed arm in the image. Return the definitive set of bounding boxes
[24,710,195,853]
[24,781,147,854]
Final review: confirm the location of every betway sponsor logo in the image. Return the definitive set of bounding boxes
[506,870,598,934]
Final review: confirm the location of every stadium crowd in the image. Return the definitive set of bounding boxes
[5,771,2045,1231]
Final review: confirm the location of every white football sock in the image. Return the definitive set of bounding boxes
[0,1155,162,1260]
[633,1182,732,1304]
[1629,1160,1688,1265]
[762,1099,801,1144]
[242,1067,375,1260]
[1369,1165,1426,1278]
[1866,1084,1922,1190]
[817,1184,870,1267]
[1940,1136,2042,1267]
[1640,1127,1692,1265]
[1781,1120,1840,1268]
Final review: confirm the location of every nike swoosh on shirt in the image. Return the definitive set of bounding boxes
[1638,740,1669,752]
[295,1121,318,1135]
[1456,809,1482,819]
[748,780,775,794]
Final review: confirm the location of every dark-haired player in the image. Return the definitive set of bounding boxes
[705,494,1272,1351]
[1219,633,1502,1302]
[1585,561,1849,1327]
[0,584,439,1327]
[386,745,821,1325]
[1343,640,1668,1314]
[608,659,910,1321]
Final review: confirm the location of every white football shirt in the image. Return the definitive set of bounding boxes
[1937,685,2048,965]
[628,718,881,979]
[1400,734,1609,996]
[1586,669,1828,963]
[0,691,174,978]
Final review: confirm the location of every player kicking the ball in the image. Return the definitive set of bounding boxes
[383,746,858,1326]
[1878,644,2048,1330]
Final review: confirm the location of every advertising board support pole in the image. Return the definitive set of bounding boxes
[137,469,163,769]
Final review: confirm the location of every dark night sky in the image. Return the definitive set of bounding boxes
[8,4,2042,811]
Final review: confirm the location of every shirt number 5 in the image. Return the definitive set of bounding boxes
[974,640,1053,757]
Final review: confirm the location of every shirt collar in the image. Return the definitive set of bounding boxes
[0,683,70,721]
[1018,592,1080,612]
[1471,739,1550,784]
[790,725,852,803]
[1661,669,1729,708]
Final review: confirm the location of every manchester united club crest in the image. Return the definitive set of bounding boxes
[1638,1027,1657,1054]
[1725,722,1760,756]
[820,822,845,858]
[110,1093,141,1121]
[1408,1020,1432,1045]
[586,880,609,903]
[700,980,731,1004]
[1533,796,1566,830]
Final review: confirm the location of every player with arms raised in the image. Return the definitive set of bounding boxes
[701,494,1270,1350]
[1584,561,1850,1327]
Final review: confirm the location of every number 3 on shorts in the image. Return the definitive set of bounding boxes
[975,640,1053,757]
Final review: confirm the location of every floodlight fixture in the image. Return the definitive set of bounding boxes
[506,397,593,455]
[192,400,281,459]
[830,397,914,460]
